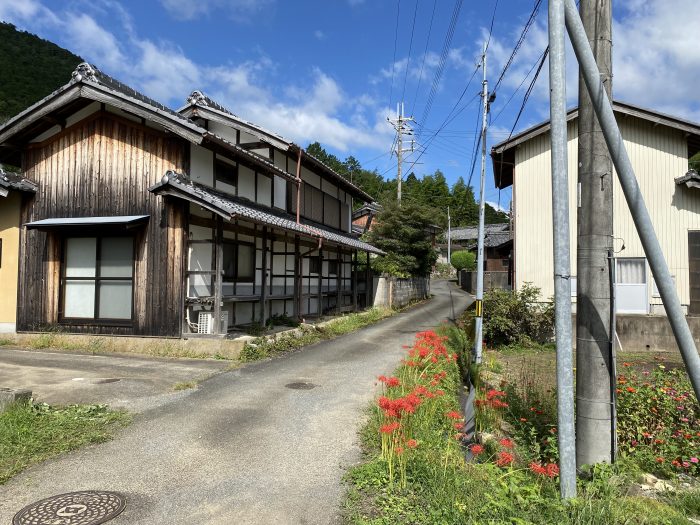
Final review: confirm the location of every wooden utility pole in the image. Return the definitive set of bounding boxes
[576,0,615,466]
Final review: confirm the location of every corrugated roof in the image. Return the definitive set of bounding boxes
[149,171,384,254]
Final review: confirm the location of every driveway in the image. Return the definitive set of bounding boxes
[0,280,472,524]
[0,348,230,412]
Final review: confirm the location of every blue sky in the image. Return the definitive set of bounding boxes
[2,0,700,211]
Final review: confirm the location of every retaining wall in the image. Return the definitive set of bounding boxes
[373,277,430,309]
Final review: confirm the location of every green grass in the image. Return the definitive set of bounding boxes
[240,307,396,362]
[173,381,197,391]
[344,324,698,525]
[0,337,15,346]
[0,402,130,484]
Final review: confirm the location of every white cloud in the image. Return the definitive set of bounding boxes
[66,14,125,71]
[159,0,273,21]
[314,30,324,40]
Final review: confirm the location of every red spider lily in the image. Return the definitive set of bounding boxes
[626,386,636,393]
[529,462,547,475]
[380,422,400,434]
[385,377,401,388]
[656,457,665,463]
[486,389,507,400]
[446,411,463,420]
[495,451,514,467]
[454,422,464,431]
[491,399,509,409]
[470,444,485,455]
[406,439,418,449]
[499,438,514,449]
[519,417,528,422]
[395,446,404,455]
[545,463,559,478]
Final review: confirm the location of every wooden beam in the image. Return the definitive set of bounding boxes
[352,251,358,312]
[293,235,300,320]
[239,141,268,150]
[336,250,341,314]
[317,249,323,317]
[260,226,268,325]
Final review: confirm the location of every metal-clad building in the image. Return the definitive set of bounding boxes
[492,101,700,315]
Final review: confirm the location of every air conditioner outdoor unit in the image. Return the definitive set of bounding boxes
[197,311,229,334]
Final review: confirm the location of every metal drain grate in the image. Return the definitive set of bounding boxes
[285,382,317,390]
[13,491,126,525]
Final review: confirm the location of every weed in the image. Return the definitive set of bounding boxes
[29,333,58,349]
[0,402,129,484]
[173,381,197,391]
[0,337,15,346]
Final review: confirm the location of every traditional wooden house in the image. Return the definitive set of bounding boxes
[0,63,381,337]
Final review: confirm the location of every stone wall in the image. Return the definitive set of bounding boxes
[373,277,430,309]
[459,271,511,294]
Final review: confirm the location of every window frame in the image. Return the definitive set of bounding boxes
[222,241,256,284]
[59,234,135,325]
[215,158,238,188]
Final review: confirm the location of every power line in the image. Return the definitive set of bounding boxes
[409,0,437,116]
[400,0,420,104]
[417,0,463,139]
[388,0,401,109]
[492,45,549,124]
[484,0,500,52]
[493,0,543,95]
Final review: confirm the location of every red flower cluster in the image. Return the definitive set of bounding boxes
[378,393,422,418]
[380,422,401,434]
[495,451,514,467]
[378,375,401,388]
[529,461,559,478]
[470,444,485,456]
[446,410,463,420]
[499,438,514,449]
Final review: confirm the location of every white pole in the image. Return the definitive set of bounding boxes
[474,43,488,364]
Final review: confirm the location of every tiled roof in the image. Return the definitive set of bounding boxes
[675,169,700,189]
[451,223,509,241]
[181,90,375,203]
[149,171,384,254]
[0,168,37,194]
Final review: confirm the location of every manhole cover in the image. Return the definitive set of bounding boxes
[285,382,317,390]
[13,491,126,525]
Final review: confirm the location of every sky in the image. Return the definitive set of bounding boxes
[2,0,700,212]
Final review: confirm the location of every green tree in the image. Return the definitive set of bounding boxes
[450,250,476,271]
[366,201,438,277]
[450,177,479,226]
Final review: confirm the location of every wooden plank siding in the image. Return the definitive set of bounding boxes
[18,113,188,336]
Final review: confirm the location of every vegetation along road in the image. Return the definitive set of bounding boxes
[0,280,472,524]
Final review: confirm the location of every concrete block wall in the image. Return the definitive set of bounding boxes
[373,277,430,309]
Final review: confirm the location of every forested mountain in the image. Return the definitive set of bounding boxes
[0,22,82,123]
[306,141,509,230]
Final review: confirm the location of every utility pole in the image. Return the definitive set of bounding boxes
[447,206,452,267]
[474,44,489,365]
[388,102,415,204]
[576,0,615,466]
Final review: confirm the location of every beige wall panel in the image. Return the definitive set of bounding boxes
[0,192,20,330]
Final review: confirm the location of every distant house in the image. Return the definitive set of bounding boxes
[0,170,37,333]
[446,223,512,290]
[0,63,382,337]
[492,100,700,315]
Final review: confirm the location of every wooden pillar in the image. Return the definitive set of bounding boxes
[336,249,342,314]
[317,249,323,317]
[293,235,300,320]
[365,251,371,308]
[259,226,268,325]
[352,250,358,312]
[214,216,223,334]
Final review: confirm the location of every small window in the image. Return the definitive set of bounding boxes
[309,256,321,274]
[62,236,134,321]
[328,260,338,275]
[223,242,255,282]
[215,159,238,187]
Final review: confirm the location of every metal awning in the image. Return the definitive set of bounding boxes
[25,215,150,230]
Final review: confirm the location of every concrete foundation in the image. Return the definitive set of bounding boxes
[0,387,32,413]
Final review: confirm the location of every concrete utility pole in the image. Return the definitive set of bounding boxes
[474,44,489,365]
[388,103,415,204]
[576,0,615,466]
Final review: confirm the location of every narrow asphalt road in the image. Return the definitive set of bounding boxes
[0,280,472,524]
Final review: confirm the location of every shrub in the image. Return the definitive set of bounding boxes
[450,250,476,272]
[482,283,554,347]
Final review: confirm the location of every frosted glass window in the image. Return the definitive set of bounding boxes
[99,281,132,318]
[62,236,134,321]
[616,258,646,284]
[64,281,96,318]
[100,237,133,277]
[65,238,96,277]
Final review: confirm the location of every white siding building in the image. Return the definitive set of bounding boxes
[491,101,700,315]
